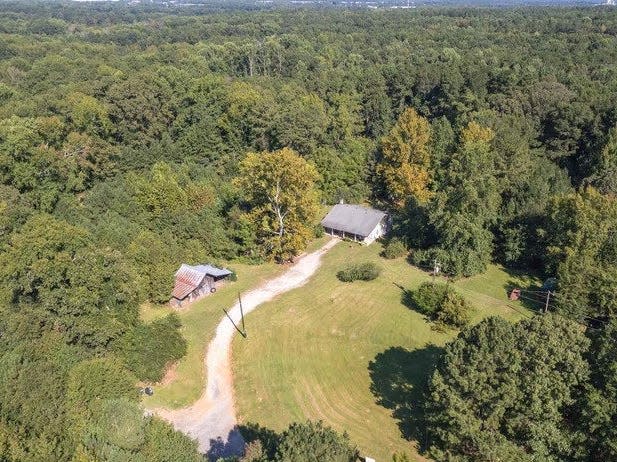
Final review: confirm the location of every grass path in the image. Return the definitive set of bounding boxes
[232,242,533,461]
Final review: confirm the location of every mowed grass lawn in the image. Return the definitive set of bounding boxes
[141,237,331,409]
[232,241,534,461]
[141,260,283,409]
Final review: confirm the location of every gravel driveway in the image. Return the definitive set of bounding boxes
[152,238,339,459]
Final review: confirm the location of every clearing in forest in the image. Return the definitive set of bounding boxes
[148,239,339,457]
[232,241,534,461]
[141,237,332,410]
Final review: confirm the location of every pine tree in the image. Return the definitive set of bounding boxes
[425,122,501,276]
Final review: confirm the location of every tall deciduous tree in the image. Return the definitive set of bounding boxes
[423,122,501,276]
[377,108,432,206]
[0,214,138,350]
[591,124,617,195]
[65,92,113,138]
[127,230,177,303]
[235,147,319,261]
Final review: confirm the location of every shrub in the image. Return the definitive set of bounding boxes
[411,282,449,315]
[274,421,358,462]
[392,453,412,462]
[435,291,471,329]
[142,418,202,462]
[116,314,187,382]
[411,282,471,328]
[336,262,381,282]
[382,238,408,259]
[90,398,146,451]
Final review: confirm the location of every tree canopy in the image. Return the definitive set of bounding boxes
[235,147,319,261]
[426,315,590,461]
[2,2,617,460]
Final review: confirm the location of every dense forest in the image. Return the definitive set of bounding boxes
[2,2,617,461]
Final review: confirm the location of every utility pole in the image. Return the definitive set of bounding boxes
[238,292,246,337]
[223,293,247,339]
[544,290,552,314]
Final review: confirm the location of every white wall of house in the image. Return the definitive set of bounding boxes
[324,216,389,246]
[363,218,388,245]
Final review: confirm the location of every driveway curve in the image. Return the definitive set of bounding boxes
[151,238,339,459]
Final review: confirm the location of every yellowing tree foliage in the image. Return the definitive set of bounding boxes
[235,147,319,261]
[461,121,495,145]
[377,107,432,206]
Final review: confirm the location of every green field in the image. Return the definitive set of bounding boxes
[232,241,534,461]
[141,260,283,409]
[141,238,331,409]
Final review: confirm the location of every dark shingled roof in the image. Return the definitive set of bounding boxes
[320,204,387,237]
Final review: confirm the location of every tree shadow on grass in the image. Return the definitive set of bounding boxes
[206,428,246,461]
[237,422,280,460]
[394,282,433,324]
[368,344,443,452]
[503,273,546,314]
[393,282,421,314]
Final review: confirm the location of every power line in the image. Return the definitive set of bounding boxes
[453,284,534,319]
[516,293,555,308]
[406,261,611,329]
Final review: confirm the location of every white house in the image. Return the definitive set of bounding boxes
[320,204,389,245]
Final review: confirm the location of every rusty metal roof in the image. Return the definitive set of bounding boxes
[171,264,232,300]
[172,265,207,300]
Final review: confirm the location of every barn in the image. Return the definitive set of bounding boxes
[321,204,389,245]
[170,264,232,308]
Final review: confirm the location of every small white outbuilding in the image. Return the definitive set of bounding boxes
[320,204,389,245]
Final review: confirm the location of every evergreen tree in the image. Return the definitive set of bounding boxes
[274,421,358,462]
[544,188,617,320]
[581,319,617,461]
[423,122,501,276]
[426,315,589,461]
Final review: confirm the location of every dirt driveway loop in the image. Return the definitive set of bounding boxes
[151,238,339,460]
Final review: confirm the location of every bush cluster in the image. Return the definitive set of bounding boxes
[238,420,358,462]
[411,282,471,328]
[382,238,408,259]
[336,262,381,282]
[116,313,187,382]
[227,268,238,282]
